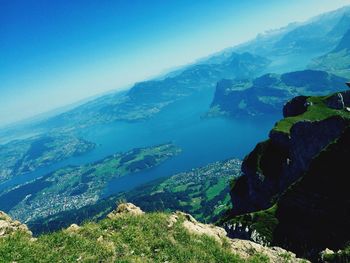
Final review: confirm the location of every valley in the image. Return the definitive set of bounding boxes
[28,158,242,234]
[0,143,180,223]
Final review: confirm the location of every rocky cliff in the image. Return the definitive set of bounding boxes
[227,90,350,261]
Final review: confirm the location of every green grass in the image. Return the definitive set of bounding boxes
[0,212,263,263]
[273,93,350,134]
[172,184,190,193]
[205,177,228,201]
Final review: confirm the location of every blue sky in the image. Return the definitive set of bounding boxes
[0,0,349,126]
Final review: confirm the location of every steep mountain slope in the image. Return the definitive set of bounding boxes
[0,203,308,262]
[311,28,350,78]
[208,70,347,118]
[225,90,350,260]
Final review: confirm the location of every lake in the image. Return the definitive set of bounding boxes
[0,89,280,197]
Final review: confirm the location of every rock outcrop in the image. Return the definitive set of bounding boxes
[229,239,306,263]
[168,211,227,244]
[0,211,32,237]
[107,202,145,219]
[167,210,308,262]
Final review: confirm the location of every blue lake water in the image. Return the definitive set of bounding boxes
[0,89,280,197]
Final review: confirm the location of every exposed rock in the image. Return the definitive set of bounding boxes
[66,224,80,233]
[326,93,345,109]
[0,211,32,237]
[107,203,144,219]
[229,239,308,263]
[346,82,350,88]
[224,222,270,246]
[283,96,309,117]
[168,211,226,243]
[168,211,308,262]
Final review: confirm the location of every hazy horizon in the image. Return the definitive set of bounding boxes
[1,0,349,127]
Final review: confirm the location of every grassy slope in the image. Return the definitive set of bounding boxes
[273,93,350,134]
[0,212,268,263]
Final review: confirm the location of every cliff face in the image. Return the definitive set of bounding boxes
[228,90,350,259]
[275,128,350,254]
[231,115,349,215]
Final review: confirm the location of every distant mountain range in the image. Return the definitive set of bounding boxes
[34,52,270,133]
[207,6,350,118]
[1,5,349,139]
[210,6,350,73]
[208,70,347,118]
[37,5,350,130]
